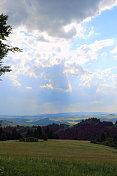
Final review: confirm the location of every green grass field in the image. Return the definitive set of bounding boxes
[0,140,117,176]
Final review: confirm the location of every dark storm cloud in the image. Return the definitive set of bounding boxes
[0,0,114,38]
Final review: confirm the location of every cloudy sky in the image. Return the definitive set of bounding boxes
[0,0,117,115]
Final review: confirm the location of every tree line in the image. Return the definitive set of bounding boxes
[0,118,117,148]
[0,126,21,141]
[0,125,59,141]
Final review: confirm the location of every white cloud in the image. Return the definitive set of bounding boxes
[7,74,21,87]
[65,39,114,67]
[40,84,53,89]
[92,100,104,104]
[79,67,117,96]
[64,64,88,76]
[89,39,114,51]
[88,30,94,37]
[40,65,72,92]
[99,0,117,12]
[25,86,32,90]
[0,0,117,38]
[113,55,117,60]
[1,0,117,115]
[0,0,116,92]
[90,26,94,30]
[111,46,117,54]
[4,26,115,91]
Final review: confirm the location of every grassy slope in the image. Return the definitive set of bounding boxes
[0,140,117,162]
[0,140,117,176]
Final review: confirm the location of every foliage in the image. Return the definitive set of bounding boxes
[0,168,5,176]
[43,134,48,141]
[0,125,59,141]
[0,157,117,176]
[59,118,117,140]
[0,127,21,141]
[0,118,117,143]
[91,133,117,149]
[19,137,38,142]
[34,126,42,139]
[0,14,22,77]
[26,125,59,140]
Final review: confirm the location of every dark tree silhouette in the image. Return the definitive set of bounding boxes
[11,127,21,140]
[26,128,34,137]
[36,126,42,139]
[34,126,42,139]
[0,14,22,78]
[100,132,106,142]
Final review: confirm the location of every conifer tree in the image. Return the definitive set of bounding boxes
[0,14,22,77]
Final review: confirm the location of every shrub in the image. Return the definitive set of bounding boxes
[90,140,97,144]
[0,168,5,176]
[43,134,48,141]
[19,137,38,142]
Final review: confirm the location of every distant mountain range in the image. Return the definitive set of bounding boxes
[0,112,117,126]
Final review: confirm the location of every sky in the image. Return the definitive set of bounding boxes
[0,0,117,115]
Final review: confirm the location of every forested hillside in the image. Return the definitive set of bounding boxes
[0,118,117,148]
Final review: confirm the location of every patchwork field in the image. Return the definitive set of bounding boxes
[0,140,117,176]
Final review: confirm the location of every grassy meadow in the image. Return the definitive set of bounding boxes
[0,140,117,176]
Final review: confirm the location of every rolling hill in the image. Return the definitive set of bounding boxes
[0,112,117,126]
